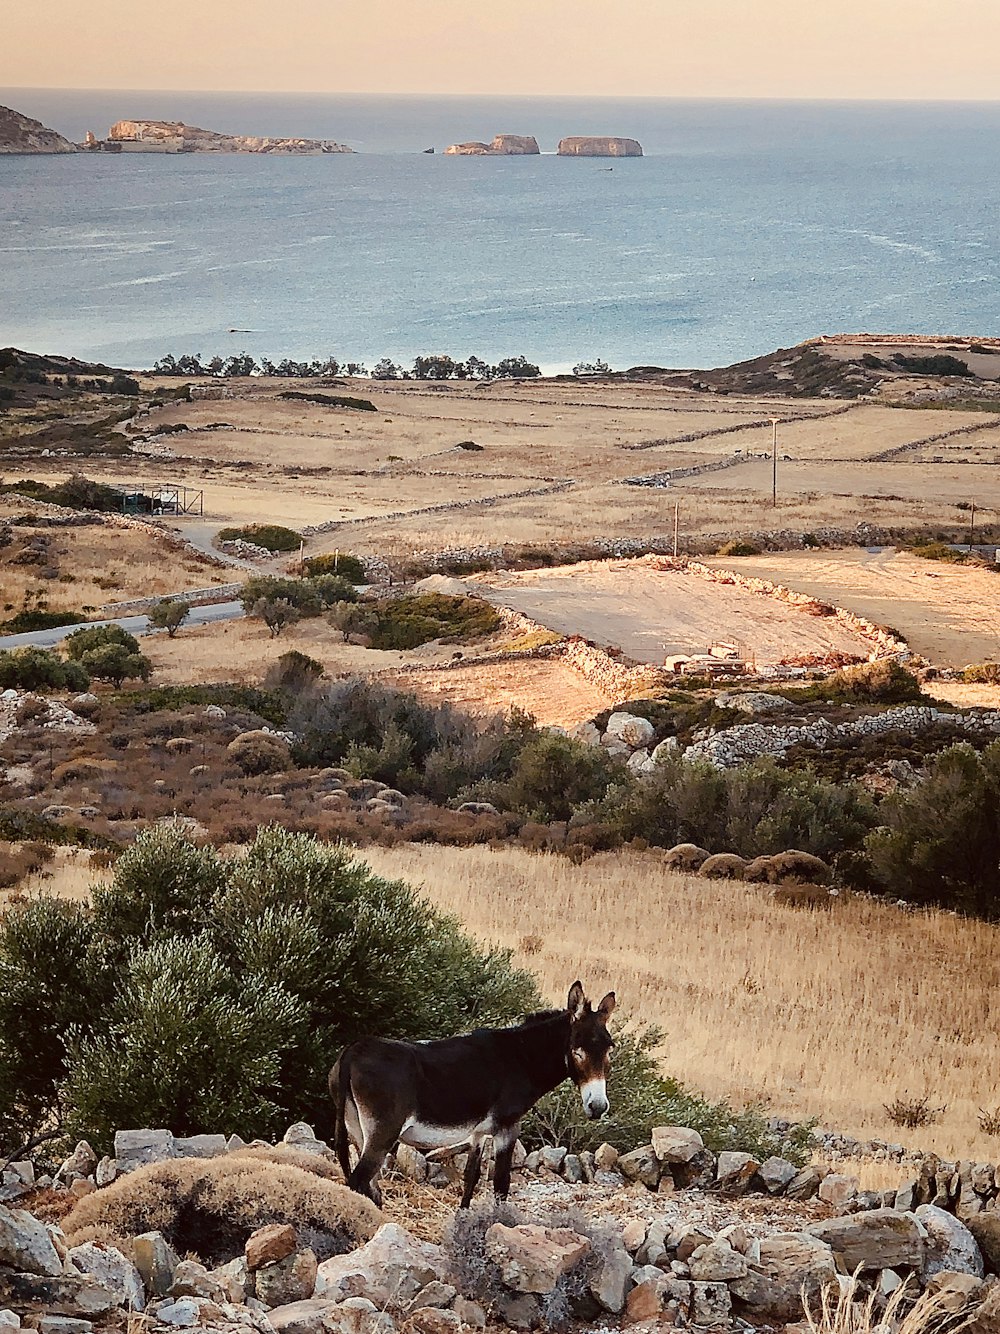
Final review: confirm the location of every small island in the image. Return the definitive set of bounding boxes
[444,134,540,156]
[558,136,643,157]
[83,119,353,155]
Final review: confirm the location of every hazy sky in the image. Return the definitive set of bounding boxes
[5,0,1000,99]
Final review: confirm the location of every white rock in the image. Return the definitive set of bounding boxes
[604,712,655,749]
[652,1126,704,1164]
[915,1205,984,1279]
[314,1223,447,1308]
[67,1242,144,1311]
[0,1204,64,1277]
[114,1128,176,1173]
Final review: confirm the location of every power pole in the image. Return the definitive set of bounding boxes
[969,500,976,551]
[673,502,679,560]
[770,418,779,508]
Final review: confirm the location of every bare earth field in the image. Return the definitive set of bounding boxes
[360,842,1000,1172]
[469,561,871,666]
[704,549,1000,669]
[389,655,616,727]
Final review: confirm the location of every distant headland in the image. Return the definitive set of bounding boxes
[84,119,353,155]
[0,105,76,154]
[444,132,643,157]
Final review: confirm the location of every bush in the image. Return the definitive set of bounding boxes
[716,540,762,557]
[65,624,141,660]
[0,609,87,634]
[148,599,191,637]
[227,730,291,775]
[891,353,973,377]
[329,593,500,651]
[218,524,302,553]
[241,575,357,618]
[500,734,620,823]
[522,1023,814,1164]
[0,647,89,692]
[264,651,324,693]
[964,662,1000,684]
[251,597,302,638]
[781,661,924,707]
[277,391,376,412]
[0,475,124,513]
[79,643,152,688]
[301,553,367,584]
[865,740,1000,917]
[0,825,539,1145]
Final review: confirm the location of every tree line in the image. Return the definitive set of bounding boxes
[151,352,543,381]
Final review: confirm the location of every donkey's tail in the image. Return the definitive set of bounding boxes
[330,1048,354,1183]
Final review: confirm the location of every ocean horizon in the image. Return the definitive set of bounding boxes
[3,92,1000,374]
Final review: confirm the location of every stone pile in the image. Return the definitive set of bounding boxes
[0,692,96,746]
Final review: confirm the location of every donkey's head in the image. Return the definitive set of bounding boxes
[566,980,616,1119]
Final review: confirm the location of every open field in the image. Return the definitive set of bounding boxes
[704,549,1000,669]
[360,842,1000,1169]
[389,655,616,727]
[470,560,872,666]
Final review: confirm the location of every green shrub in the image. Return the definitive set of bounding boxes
[277,391,377,412]
[241,575,358,618]
[891,353,972,378]
[0,825,539,1145]
[500,734,620,823]
[0,647,89,692]
[0,476,124,513]
[333,593,500,651]
[252,598,302,638]
[779,660,924,707]
[264,650,325,693]
[0,609,87,633]
[522,1023,814,1164]
[227,730,291,776]
[301,553,367,584]
[964,662,1000,684]
[218,524,302,553]
[716,540,762,557]
[865,740,1000,918]
[65,624,141,660]
[79,643,152,688]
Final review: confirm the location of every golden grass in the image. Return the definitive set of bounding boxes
[1,847,111,907]
[359,843,1000,1165]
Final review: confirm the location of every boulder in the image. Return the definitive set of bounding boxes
[967,1216,1000,1275]
[588,1237,632,1313]
[0,1312,17,1334]
[759,1156,799,1194]
[787,1166,826,1200]
[652,1126,704,1164]
[246,1224,298,1270]
[211,1257,250,1305]
[0,1273,120,1318]
[618,1144,660,1189]
[255,1249,318,1307]
[916,1205,984,1279]
[730,1233,837,1322]
[174,1134,228,1159]
[484,1223,590,1294]
[818,1173,859,1208]
[604,711,655,749]
[689,1242,748,1282]
[593,1143,618,1170]
[716,1151,760,1193]
[67,1242,144,1310]
[406,1281,455,1311]
[114,1128,176,1173]
[315,1223,446,1309]
[675,1226,714,1263]
[691,1281,731,1325]
[557,136,643,157]
[269,1297,388,1334]
[0,1205,63,1276]
[132,1231,180,1297]
[452,1296,486,1328]
[407,1310,461,1334]
[670,1147,717,1190]
[283,1123,332,1158]
[806,1210,925,1271]
[37,1320,90,1334]
[58,1142,98,1181]
[169,1260,225,1302]
[926,1272,984,1313]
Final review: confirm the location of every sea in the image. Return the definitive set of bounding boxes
[3,92,1000,374]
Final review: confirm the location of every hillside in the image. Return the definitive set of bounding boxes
[0,104,76,154]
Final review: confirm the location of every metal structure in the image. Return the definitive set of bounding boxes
[110,483,204,517]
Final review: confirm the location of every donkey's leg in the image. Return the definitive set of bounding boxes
[459,1135,486,1210]
[492,1125,518,1202]
[348,1108,403,1207]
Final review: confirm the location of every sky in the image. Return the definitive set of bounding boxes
[4,0,1000,100]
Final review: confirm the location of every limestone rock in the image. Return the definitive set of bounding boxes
[588,1237,632,1313]
[806,1209,925,1271]
[967,1215,1000,1276]
[691,1280,731,1325]
[618,1144,660,1189]
[604,711,655,749]
[689,1241,748,1283]
[557,136,643,157]
[315,1223,446,1308]
[407,1310,460,1334]
[255,1249,318,1307]
[0,1312,18,1334]
[37,1320,90,1334]
[132,1231,180,1297]
[652,1126,704,1164]
[926,1272,984,1313]
[916,1205,984,1279]
[593,1143,618,1170]
[114,1128,176,1173]
[730,1233,837,1322]
[787,1166,826,1200]
[818,1173,859,1207]
[268,1298,388,1334]
[452,1296,486,1328]
[0,1205,63,1277]
[169,1260,225,1302]
[716,1151,760,1193]
[58,1142,98,1181]
[246,1224,298,1270]
[759,1156,799,1193]
[0,106,77,154]
[484,1223,590,1294]
[211,1257,250,1305]
[174,1134,227,1159]
[67,1242,144,1310]
[283,1123,332,1158]
[0,1272,120,1317]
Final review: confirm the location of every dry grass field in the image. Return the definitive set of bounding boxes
[389,655,615,727]
[361,843,1000,1172]
[704,549,1000,669]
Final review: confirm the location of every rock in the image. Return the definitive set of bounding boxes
[69,1180,95,1200]
[211,1257,250,1305]
[315,1223,447,1308]
[604,711,655,749]
[806,1210,925,1271]
[407,1281,455,1311]
[444,134,539,156]
[593,1143,618,1170]
[618,1144,660,1189]
[114,1128,176,1173]
[484,1223,590,1294]
[636,1220,669,1268]
[94,1158,117,1188]
[625,1274,689,1323]
[268,1298,389,1334]
[916,1205,984,1279]
[691,1281,731,1325]
[588,1237,632,1313]
[730,1233,837,1322]
[689,1241,748,1282]
[0,106,77,154]
[926,1272,984,1312]
[651,1126,704,1164]
[37,1320,91,1334]
[407,1310,461,1334]
[67,1241,144,1310]
[0,1204,64,1276]
[255,1249,318,1307]
[562,1153,584,1184]
[174,1133,228,1159]
[246,1224,298,1270]
[626,749,655,775]
[283,1123,332,1158]
[621,1219,647,1253]
[717,691,792,715]
[675,1226,714,1263]
[670,1147,717,1189]
[132,1231,180,1297]
[557,136,643,157]
[0,1312,17,1334]
[58,1141,98,1181]
[106,119,352,155]
[651,736,679,764]
[818,1173,859,1207]
[759,1156,798,1193]
[716,1151,759,1193]
[787,1166,826,1200]
[452,1296,486,1328]
[395,1144,428,1184]
[150,1297,205,1326]
[169,1260,225,1302]
[538,1145,567,1173]
[495,1292,539,1329]
[0,1273,120,1317]
[967,1216,1000,1275]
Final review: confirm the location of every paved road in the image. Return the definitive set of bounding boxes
[0,600,244,651]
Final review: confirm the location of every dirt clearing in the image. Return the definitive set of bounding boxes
[390,655,615,727]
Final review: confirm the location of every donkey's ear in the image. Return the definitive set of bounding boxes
[597,992,617,1019]
[567,980,586,1018]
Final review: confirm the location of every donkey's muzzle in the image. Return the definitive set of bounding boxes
[580,1078,610,1120]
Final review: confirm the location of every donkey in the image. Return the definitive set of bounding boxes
[330,980,615,1208]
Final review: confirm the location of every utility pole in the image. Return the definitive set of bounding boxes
[673,502,679,560]
[770,418,779,508]
[969,500,976,551]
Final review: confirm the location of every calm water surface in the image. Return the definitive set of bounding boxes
[2,93,1000,372]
